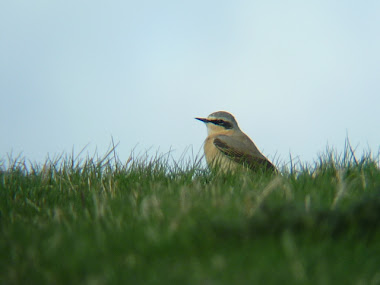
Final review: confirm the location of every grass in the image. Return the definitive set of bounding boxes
[1,143,380,285]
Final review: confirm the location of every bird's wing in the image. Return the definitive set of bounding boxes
[213,135,276,171]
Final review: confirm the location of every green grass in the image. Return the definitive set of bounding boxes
[1,144,380,285]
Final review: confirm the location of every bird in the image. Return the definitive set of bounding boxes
[195,111,276,173]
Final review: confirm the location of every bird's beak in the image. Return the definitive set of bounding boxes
[195,117,209,123]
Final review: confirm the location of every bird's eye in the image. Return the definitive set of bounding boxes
[212,120,233,129]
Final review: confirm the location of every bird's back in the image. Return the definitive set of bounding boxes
[204,131,275,172]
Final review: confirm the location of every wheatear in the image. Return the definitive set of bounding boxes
[196,111,276,172]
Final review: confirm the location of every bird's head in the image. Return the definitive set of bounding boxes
[195,111,240,135]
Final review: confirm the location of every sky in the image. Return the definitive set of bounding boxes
[1,0,380,167]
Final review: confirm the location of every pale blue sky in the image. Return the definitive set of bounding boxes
[1,0,380,166]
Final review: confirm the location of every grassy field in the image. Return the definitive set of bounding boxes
[1,144,380,285]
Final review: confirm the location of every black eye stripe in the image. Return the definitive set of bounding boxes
[210,120,233,129]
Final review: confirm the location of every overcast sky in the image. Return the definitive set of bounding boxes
[1,0,380,167]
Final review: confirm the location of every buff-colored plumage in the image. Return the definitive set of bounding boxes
[196,111,275,172]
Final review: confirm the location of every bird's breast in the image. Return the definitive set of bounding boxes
[204,137,240,172]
